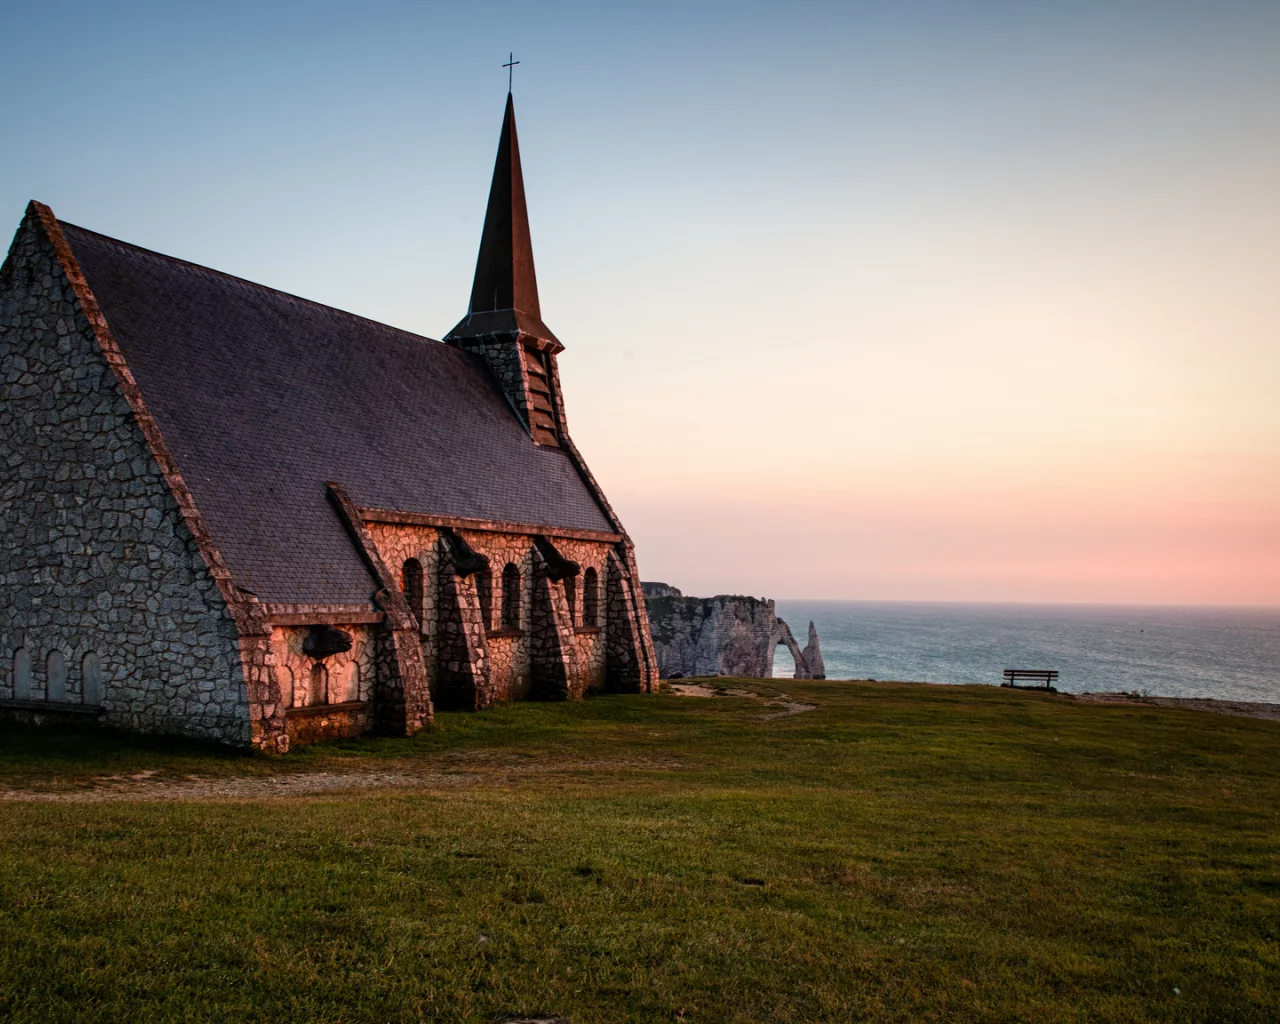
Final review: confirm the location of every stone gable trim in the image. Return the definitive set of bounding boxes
[28,202,288,753]
[28,203,266,638]
[357,506,623,544]
[326,485,416,616]
[325,482,433,732]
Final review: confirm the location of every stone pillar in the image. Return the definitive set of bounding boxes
[326,482,433,735]
[434,541,494,711]
[604,550,650,693]
[371,592,433,736]
[239,624,289,754]
[528,548,583,700]
[802,621,826,680]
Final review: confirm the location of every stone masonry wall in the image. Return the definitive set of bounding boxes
[365,522,443,682]
[364,522,612,705]
[270,623,375,709]
[271,623,376,745]
[454,335,531,432]
[550,536,608,692]
[0,209,250,743]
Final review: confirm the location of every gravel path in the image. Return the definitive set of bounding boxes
[668,683,817,719]
[0,752,690,803]
[7,686,1273,804]
[0,769,467,803]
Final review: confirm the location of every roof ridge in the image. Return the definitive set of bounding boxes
[59,219,446,346]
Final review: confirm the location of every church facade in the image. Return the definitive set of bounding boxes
[0,96,659,752]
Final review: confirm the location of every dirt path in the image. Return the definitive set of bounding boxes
[0,769,465,803]
[0,748,692,803]
[7,685,1273,804]
[668,683,817,719]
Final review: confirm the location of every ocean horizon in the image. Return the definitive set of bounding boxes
[769,600,1280,704]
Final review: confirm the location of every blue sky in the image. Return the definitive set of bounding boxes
[4,1,1278,602]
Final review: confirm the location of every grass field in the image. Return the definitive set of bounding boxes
[1,680,1278,1023]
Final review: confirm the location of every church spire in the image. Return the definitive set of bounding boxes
[446,92,565,447]
[448,92,560,350]
[471,92,539,320]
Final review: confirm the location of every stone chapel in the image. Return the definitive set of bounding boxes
[0,94,660,752]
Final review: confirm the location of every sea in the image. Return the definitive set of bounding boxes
[769,601,1280,704]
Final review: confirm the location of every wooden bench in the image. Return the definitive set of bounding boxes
[1002,669,1059,690]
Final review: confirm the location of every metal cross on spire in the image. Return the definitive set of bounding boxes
[503,52,520,92]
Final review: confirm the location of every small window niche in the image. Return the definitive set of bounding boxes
[402,558,424,627]
[309,663,328,707]
[46,651,67,702]
[13,648,33,700]
[82,652,103,706]
[501,563,521,631]
[582,567,600,627]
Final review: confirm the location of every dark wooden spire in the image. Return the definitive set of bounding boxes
[447,93,560,350]
[472,93,538,319]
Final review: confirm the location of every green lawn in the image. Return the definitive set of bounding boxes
[1,681,1278,1023]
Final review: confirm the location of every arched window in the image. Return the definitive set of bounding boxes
[564,575,577,625]
[309,663,328,707]
[402,558,423,627]
[477,566,494,631]
[13,648,32,700]
[582,567,600,627]
[46,651,67,702]
[81,653,103,706]
[275,663,295,708]
[501,563,521,631]
[333,661,359,704]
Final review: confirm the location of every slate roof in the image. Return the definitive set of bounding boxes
[62,222,613,606]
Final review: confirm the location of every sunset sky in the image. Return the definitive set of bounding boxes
[3,1,1277,605]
